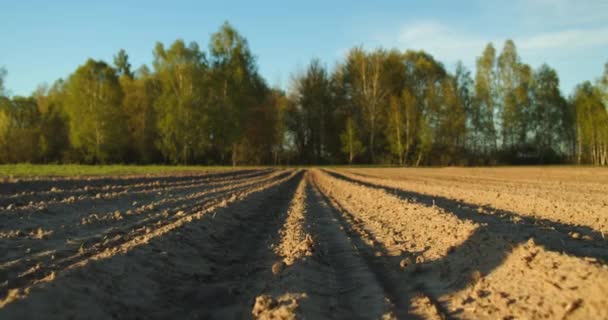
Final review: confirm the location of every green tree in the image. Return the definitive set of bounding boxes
[340,116,364,164]
[0,98,10,163]
[0,96,42,163]
[0,67,6,96]
[34,82,70,162]
[120,65,160,163]
[531,65,570,162]
[264,88,290,165]
[438,77,466,164]
[600,62,608,105]
[153,40,208,164]
[10,96,42,162]
[385,89,419,165]
[344,47,388,163]
[289,59,333,163]
[64,59,128,163]
[386,95,406,165]
[514,63,533,147]
[475,43,499,155]
[573,82,607,165]
[498,40,520,149]
[114,49,133,78]
[401,50,448,165]
[209,21,265,165]
[455,62,477,156]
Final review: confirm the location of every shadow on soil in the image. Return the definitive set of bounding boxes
[0,169,272,207]
[322,169,608,319]
[0,170,297,319]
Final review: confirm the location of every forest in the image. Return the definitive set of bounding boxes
[0,22,607,166]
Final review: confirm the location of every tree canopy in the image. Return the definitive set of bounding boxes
[0,23,606,166]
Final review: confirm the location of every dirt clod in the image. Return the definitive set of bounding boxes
[272,261,286,275]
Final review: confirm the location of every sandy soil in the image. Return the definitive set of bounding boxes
[1,167,607,319]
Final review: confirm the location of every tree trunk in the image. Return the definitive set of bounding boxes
[576,122,582,164]
[415,151,423,167]
[369,116,375,163]
[232,143,237,167]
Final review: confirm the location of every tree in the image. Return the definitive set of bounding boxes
[386,95,406,165]
[0,25,599,167]
[64,59,128,163]
[513,63,533,147]
[120,65,160,163]
[498,40,520,149]
[0,67,6,96]
[114,49,133,78]
[402,50,448,165]
[573,82,608,165]
[600,62,608,106]
[0,96,11,162]
[0,95,43,163]
[153,40,208,164]
[475,43,499,155]
[10,96,41,162]
[455,62,477,156]
[340,116,364,164]
[531,64,570,162]
[289,59,333,163]
[344,47,388,163]
[385,89,418,165]
[438,77,466,164]
[415,115,433,166]
[34,82,70,162]
[264,88,290,165]
[208,21,265,165]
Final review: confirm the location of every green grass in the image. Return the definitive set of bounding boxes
[1,163,592,178]
[0,164,246,177]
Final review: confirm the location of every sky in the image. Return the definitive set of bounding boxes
[1,0,607,96]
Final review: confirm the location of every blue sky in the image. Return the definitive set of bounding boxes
[1,0,607,96]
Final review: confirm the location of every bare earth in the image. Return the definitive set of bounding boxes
[0,167,607,319]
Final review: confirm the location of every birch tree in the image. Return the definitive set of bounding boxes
[345,47,388,163]
[153,40,208,164]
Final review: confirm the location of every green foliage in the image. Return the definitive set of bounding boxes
[474,43,498,154]
[208,21,265,165]
[0,100,11,162]
[0,23,605,167]
[289,59,333,163]
[114,49,133,78]
[0,96,42,163]
[531,65,569,158]
[342,47,389,163]
[340,117,364,164]
[64,59,128,163]
[120,67,160,163]
[573,82,608,165]
[498,40,520,148]
[34,82,70,162]
[0,67,6,96]
[153,39,208,164]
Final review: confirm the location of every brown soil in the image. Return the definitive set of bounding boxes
[1,167,606,319]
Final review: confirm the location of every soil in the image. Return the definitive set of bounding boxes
[1,167,607,319]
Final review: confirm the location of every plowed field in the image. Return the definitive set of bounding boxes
[1,168,607,319]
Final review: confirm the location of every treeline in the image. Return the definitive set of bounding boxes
[0,22,607,165]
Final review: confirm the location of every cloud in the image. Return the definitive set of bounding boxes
[396,21,486,62]
[515,0,608,26]
[518,27,608,50]
[392,20,608,64]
